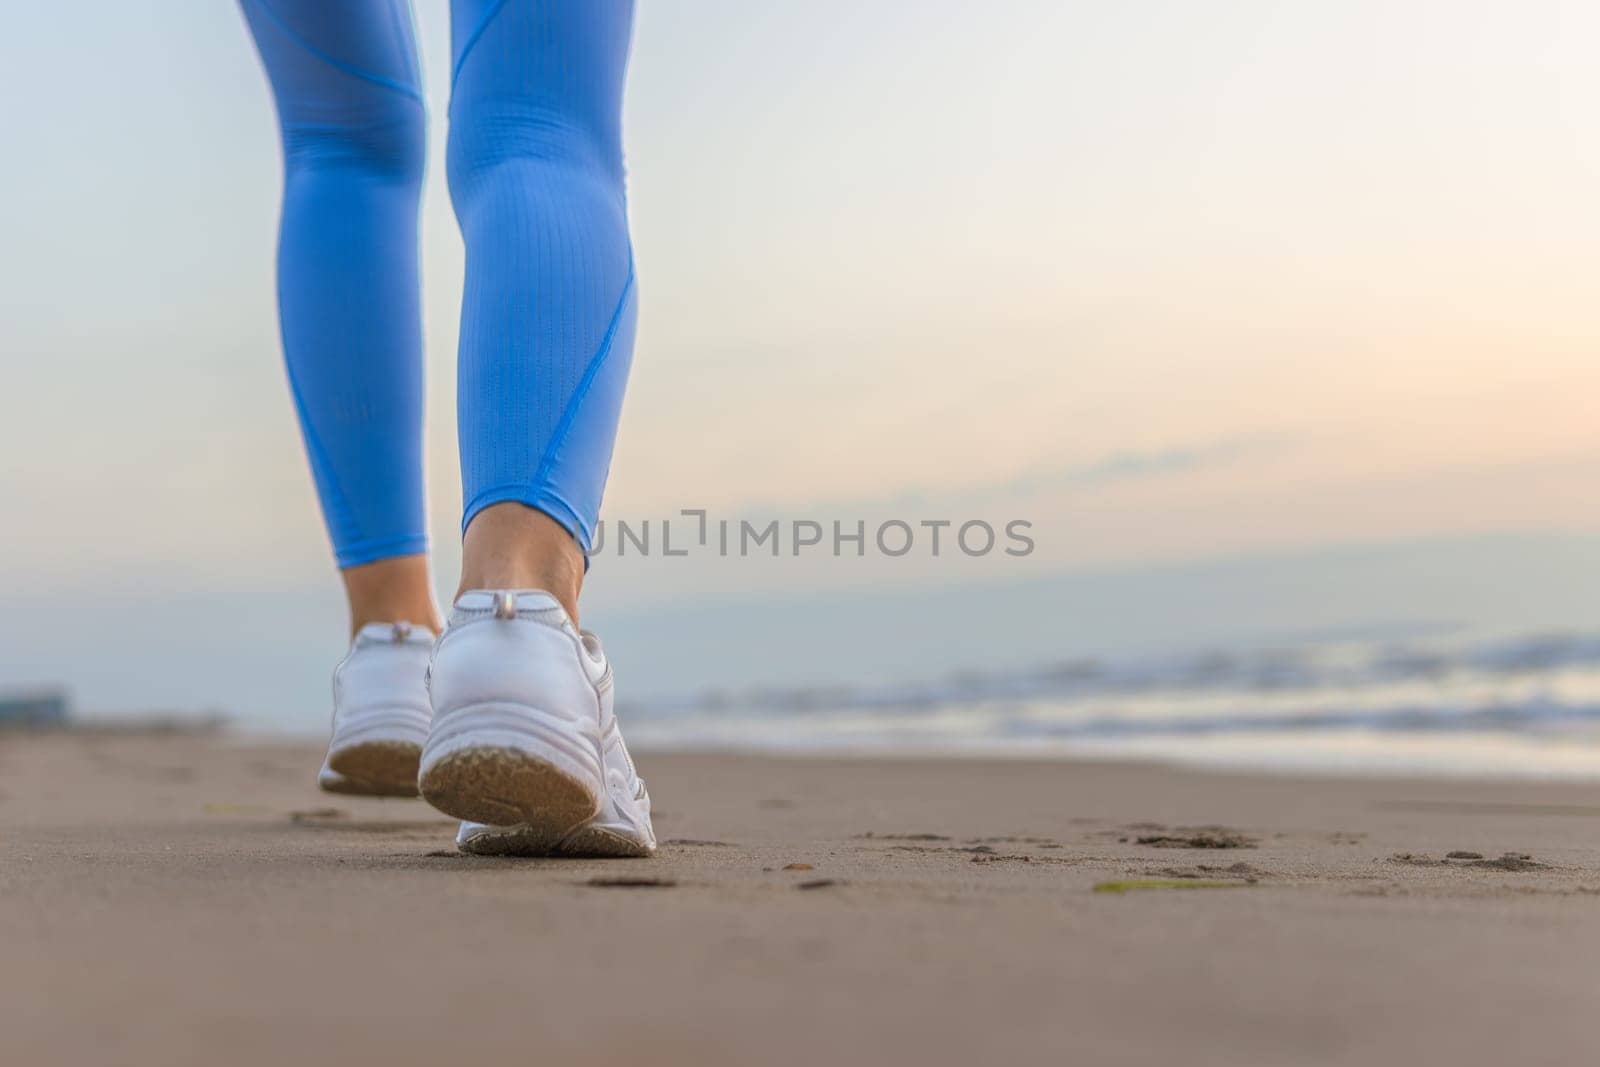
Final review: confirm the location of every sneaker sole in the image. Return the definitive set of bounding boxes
[421,746,600,844]
[320,740,422,797]
[418,706,603,839]
[557,823,655,858]
[457,821,654,858]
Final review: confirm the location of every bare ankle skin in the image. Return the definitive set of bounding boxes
[457,503,585,625]
[341,554,443,638]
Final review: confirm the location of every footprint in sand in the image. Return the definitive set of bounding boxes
[1390,851,1548,872]
[1134,827,1258,849]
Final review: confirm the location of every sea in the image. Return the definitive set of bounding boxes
[622,625,1600,780]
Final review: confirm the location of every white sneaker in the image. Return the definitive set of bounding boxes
[317,622,434,796]
[419,590,656,857]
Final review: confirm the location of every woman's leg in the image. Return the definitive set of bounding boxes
[240,0,440,634]
[416,1,653,854]
[446,0,639,624]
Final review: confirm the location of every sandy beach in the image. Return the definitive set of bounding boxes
[2,730,1598,1066]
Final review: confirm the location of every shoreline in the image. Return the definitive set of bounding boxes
[40,706,1600,785]
[4,731,1599,1065]
[283,724,1600,783]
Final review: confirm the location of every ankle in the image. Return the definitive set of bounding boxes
[342,555,443,638]
[457,503,584,624]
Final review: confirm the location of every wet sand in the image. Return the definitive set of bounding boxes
[2,730,1599,1066]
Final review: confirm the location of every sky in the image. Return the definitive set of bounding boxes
[2,2,1599,728]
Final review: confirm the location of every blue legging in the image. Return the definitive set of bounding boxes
[240,0,636,567]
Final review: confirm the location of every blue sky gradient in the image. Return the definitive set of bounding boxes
[2,3,1599,726]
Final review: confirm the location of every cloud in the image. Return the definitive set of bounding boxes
[856,432,1298,511]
